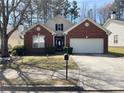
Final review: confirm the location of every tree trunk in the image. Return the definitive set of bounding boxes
[1,31,9,58]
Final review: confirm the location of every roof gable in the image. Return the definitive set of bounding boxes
[46,15,74,26]
[64,18,111,35]
[104,19,124,27]
[24,24,56,35]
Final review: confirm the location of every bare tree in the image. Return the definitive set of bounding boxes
[34,0,60,23]
[80,2,97,21]
[112,0,124,20]
[97,3,112,24]
[87,9,94,19]
[0,0,31,59]
[80,2,89,20]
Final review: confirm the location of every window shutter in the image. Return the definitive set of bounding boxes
[55,24,58,31]
[61,24,63,31]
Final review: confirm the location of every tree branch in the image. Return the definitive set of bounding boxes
[8,0,21,16]
[7,0,31,38]
[1,0,7,32]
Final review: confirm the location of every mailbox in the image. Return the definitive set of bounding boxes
[64,53,69,60]
[64,53,69,80]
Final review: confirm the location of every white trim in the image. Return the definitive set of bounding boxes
[32,35,45,48]
[104,19,124,27]
[53,35,55,46]
[64,34,66,47]
[103,19,111,27]
[64,18,111,35]
[24,24,56,35]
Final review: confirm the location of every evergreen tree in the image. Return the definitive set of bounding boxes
[63,0,71,18]
[70,1,80,23]
[52,0,65,16]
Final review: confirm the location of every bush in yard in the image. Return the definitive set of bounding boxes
[11,45,25,56]
[11,50,17,56]
[45,47,56,54]
[8,44,12,52]
[64,47,73,54]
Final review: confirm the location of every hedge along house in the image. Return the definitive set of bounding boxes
[24,15,111,54]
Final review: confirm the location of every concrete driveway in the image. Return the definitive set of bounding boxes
[72,54,124,90]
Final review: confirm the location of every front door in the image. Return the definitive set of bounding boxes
[55,36,64,51]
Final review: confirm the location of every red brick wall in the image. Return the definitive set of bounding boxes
[24,25,53,54]
[66,20,108,53]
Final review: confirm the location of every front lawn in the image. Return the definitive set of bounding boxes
[0,55,79,85]
[12,55,78,71]
[3,78,78,85]
[109,47,124,57]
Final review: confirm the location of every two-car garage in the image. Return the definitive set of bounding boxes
[64,18,111,54]
[70,38,104,53]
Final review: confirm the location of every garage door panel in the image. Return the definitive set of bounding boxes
[70,39,104,53]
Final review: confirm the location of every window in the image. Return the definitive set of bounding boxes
[32,35,45,48]
[55,24,63,31]
[114,35,118,44]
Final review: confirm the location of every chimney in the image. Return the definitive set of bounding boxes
[110,11,116,20]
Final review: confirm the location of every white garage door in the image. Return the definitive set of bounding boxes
[70,38,104,53]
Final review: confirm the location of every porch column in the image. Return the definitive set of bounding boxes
[53,34,55,47]
[64,34,66,47]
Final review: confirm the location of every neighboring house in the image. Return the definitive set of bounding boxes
[8,31,23,48]
[0,30,23,50]
[24,15,111,54]
[104,19,124,47]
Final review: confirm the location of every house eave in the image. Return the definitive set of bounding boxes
[23,24,56,35]
[64,18,111,35]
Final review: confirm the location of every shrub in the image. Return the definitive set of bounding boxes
[11,50,17,56]
[64,47,73,54]
[11,45,25,56]
[8,44,12,51]
[45,47,56,54]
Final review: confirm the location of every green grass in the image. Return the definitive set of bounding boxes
[109,47,124,57]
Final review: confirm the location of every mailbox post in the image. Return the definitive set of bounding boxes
[64,53,69,80]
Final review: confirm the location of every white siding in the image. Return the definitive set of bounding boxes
[8,31,23,48]
[105,22,124,47]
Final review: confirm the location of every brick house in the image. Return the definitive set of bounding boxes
[24,15,111,54]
